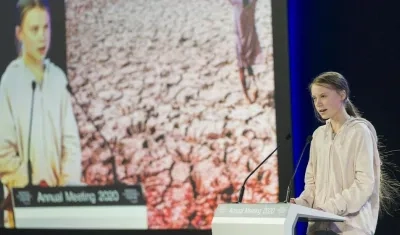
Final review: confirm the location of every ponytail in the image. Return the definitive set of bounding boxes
[377,145,400,216]
[344,99,361,118]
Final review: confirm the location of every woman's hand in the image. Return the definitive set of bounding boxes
[290,198,296,204]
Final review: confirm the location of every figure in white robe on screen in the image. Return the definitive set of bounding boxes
[229,0,264,103]
[0,0,82,227]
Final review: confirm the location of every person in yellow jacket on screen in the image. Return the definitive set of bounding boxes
[0,0,82,227]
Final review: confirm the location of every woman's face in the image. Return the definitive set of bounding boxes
[16,7,51,63]
[311,84,346,120]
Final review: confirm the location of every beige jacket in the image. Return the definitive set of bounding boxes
[0,58,82,188]
[295,117,380,235]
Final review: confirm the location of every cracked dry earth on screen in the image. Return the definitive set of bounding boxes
[65,0,276,229]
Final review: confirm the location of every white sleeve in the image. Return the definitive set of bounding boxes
[0,74,23,177]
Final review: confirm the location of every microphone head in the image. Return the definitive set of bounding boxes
[307,135,313,142]
[31,81,36,90]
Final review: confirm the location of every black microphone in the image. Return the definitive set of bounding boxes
[284,135,313,203]
[237,134,291,203]
[66,84,120,185]
[27,81,37,186]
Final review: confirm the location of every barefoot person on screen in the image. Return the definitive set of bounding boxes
[290,72,399,235]
[229,0,263,103]
[0,0,82,226]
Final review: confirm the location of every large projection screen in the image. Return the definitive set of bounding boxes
[0,0,293,230]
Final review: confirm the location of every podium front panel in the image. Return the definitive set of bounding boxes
[212,203,290,235]
[11,185,148,229]
[212,203,345,235]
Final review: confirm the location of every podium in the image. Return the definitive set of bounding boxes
[211,203,345,235]
[10,184,148,229]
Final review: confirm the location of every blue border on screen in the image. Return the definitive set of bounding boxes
[288,1,308,234]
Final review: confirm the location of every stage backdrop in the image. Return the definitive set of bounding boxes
[0,0,281,229]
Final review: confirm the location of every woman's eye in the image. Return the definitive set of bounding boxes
[31,26,39,33]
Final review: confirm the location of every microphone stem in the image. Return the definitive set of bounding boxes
[27,82,36,186]
[237,145,279,203]
[237,186,245,203]
[284,138,312,203]
[284,184,291,203]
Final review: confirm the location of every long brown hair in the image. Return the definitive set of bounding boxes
[16,0,48,26]
[310,71,400,216]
